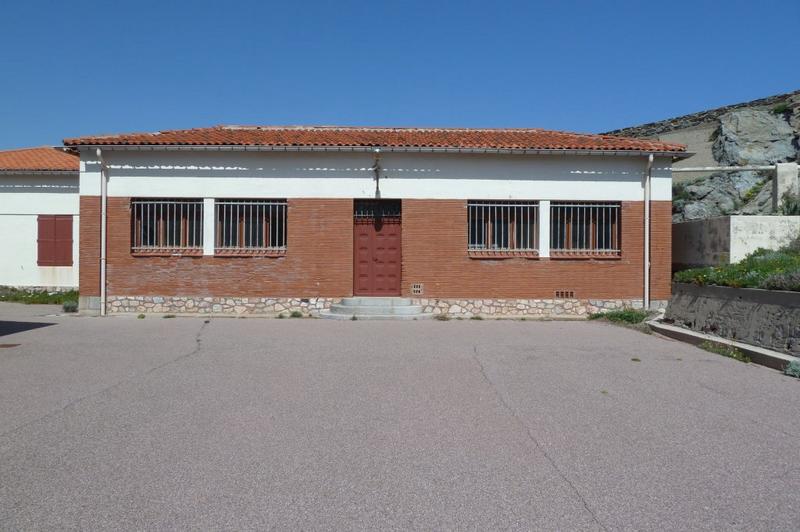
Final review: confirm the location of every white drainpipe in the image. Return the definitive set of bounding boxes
[643,154,653,310]
[97,148,108,316]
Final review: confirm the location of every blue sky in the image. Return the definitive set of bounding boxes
[1,0,798,149]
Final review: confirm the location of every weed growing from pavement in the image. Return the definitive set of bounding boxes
[276,313,287,319]
[631,357,641,362]
[600,389,609,395]
[289,310,303,318]
[698,340,750,363]
[784,359,800,378]
[434,314,450,321]
[163,314,176,319]
[470,315,483,320]
[350,315,358,321]
[137,314,145,319]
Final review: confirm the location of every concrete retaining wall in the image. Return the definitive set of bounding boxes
[673,215,800,270]
[664,283,800,355]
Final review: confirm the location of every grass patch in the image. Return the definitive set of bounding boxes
[588,308,650,324]
[784,359,800,378]
[698,340,750,363]
[137,314,146,319]
[674,241,800,291]
[470,315,483,320]
[163,314,176,319]
[0,287,78,305]
[434,313,450,321]
[289,310,303,318]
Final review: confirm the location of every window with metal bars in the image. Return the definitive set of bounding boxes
[550,202,621,256]
[131,199,203,254]
[467,201,539,254]
[215,199,287,254]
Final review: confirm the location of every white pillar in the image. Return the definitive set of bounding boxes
[203,198,215,256]
[774,162,799,211]
[538,200,550,257]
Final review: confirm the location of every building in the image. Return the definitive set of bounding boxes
[64,126,688,317]
[0,147,79,289]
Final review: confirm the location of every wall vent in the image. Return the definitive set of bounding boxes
[554,290,575,299]
[411,283,424,295]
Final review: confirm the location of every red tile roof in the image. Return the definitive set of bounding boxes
[64,125,687,154]
[0,146,79,172]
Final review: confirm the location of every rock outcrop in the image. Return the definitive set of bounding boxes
[672,105,799,222]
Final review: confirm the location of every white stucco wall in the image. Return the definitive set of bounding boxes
[78,149,672,201]
[730,216,800,262]
[0,174,79,288]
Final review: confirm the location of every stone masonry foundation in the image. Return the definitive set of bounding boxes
[108,295,667,318]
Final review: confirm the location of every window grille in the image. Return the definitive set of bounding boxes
[550,202,621,256]
[468,201,539,253]
[131,199,203,253]
[215,199,287,253]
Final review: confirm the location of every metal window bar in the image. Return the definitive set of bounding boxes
[131,199,203,251]
[550,202,620,255]
[467,201,539,252]
[215,199,287,251]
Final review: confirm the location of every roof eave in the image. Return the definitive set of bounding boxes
[69,143,690,158]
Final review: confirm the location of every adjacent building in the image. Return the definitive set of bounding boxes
[63,126,688,316]
[0,147,79,289]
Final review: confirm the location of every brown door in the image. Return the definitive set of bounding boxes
[354,200,401,296]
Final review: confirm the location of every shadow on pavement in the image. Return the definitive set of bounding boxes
[0,321,55,337]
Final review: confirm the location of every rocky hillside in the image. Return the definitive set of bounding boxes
[673,98,799,221]
[608,91,800,222]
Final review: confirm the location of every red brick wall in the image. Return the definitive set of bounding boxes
[80,197,671,301]
[401,200,672,300]
[80,197,353,297]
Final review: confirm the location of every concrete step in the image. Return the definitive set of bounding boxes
[328,303,424,316]
[337,297,413,307]
[319,310,434,321]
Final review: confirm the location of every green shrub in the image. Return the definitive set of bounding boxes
[0,287,79,305]
[780,191,800,215]
[698,340,750,363]
[289,310,303,318]
[276,312,287,319]
[772,102,790,114]
[588,308,650,324]
[784,359,800,378]
[62,300,78,313]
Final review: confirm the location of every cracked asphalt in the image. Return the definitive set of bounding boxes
[1,302,799,530]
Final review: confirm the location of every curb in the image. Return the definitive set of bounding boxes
[647,319,797,372]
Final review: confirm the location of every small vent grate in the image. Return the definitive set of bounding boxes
[411,283,424,295]
[554,290,575,299]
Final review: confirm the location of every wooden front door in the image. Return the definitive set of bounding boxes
[354,200,402,296]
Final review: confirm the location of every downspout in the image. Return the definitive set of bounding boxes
[643,154,653,310]
[97,148,108,316]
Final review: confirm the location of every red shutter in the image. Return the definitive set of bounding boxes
[37,216,56,266]
[54,215,73,266]
[37,215,73,266]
